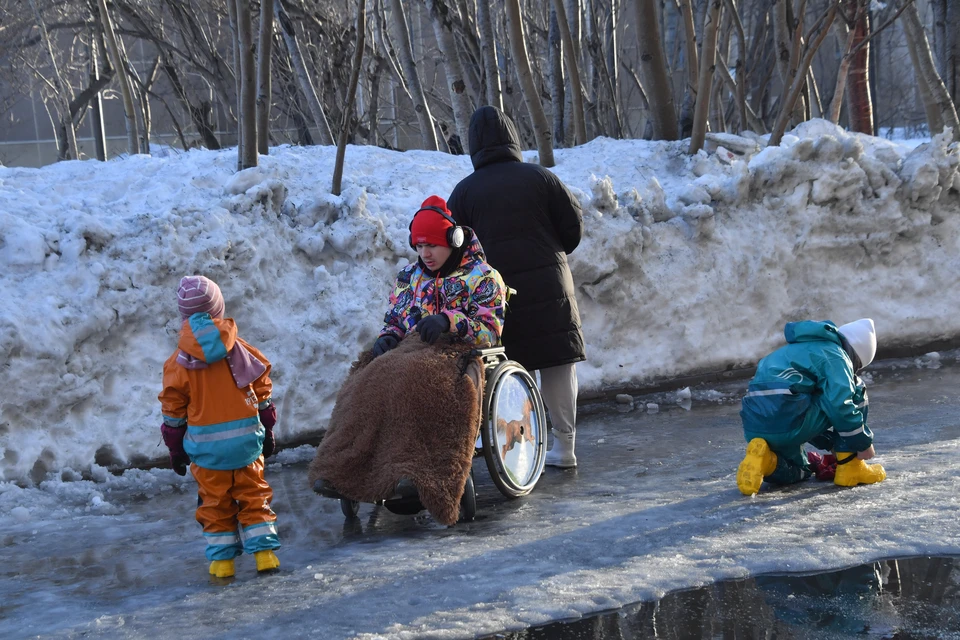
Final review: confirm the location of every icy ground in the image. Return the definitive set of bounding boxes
[2,353,958,639]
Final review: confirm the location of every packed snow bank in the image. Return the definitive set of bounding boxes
[1,120,957,482]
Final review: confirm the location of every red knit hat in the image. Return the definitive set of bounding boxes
[410,196,454,247]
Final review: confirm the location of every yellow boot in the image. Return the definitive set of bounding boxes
[737,438,778,495]
[255,550,280,573]
[209,559,235,578]
[834,454,886,487]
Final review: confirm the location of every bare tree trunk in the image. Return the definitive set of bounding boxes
[772,0,807,126]
[236,0,258,169]
[425,0,473,147]
[679,0,699,98]
[505,0,555,165]
[227,0,244,166]
[633,0,679,139]
[716,51,766,131]
[368,54,385,146]
[828,5,857,124]
[29,0,80,161]
[769,3,838,146]
[388,0,439,150]
[690,0,722,153]
[930,0,959,106]
[333,0,367,195]
[606,0,622,135]
[275,1,335,145]
[564,0,583,144]
[549,9,566,146]
[552,0,587,144]
[87,33,107,160]
[476,0,503,109]
[94,0,144,157]
[947,1,960,108]
[257,0,275,154]
[721,0,748,132]
[899,0,960,139]
[845,0,873,133]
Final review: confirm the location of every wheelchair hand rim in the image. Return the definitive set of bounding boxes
[481,361,547,497]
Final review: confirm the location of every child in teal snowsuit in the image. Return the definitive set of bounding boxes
[736,319,887,495]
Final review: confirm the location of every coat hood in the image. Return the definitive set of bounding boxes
[783,320,843,346]
[468,106,523,170]
[838,318,877,368]
[177,315,237,364]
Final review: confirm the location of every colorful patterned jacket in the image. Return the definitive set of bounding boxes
[159,316,273,470]
[380,230,506,346]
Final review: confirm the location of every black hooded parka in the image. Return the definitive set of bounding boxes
[447,106,586,371]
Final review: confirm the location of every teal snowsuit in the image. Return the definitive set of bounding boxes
[740,321,874,485]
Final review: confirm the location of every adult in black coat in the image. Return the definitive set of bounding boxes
[448,106,585,468]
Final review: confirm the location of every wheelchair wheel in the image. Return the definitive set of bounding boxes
[481,360,547,498]
[459,470,477,523]
[340,498,360,519]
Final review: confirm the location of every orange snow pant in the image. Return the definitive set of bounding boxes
[192,457,280,561]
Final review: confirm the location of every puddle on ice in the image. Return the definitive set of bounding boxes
[483,556,960,639]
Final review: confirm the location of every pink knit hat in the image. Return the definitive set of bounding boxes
[177,275,225,320]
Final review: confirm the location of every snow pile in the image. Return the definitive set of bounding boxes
[1,120,958,482]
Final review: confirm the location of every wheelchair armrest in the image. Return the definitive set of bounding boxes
[470,346,507,367]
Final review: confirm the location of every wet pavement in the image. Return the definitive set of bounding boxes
[4,354,960,638]
[482,556,960,639]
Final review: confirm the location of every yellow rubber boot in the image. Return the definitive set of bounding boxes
[209,559,235,578]
[737,438,778,496]
[255,550,280,573]
[834,455,886,487]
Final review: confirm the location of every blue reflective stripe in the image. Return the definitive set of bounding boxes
[189,313,228,363]
[184,416,263,470]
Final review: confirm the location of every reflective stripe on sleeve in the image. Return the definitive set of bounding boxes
[745,388,794,397]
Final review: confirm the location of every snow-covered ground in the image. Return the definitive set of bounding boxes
[1,120,959,482]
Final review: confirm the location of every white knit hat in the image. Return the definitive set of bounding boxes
[838,318,877,369]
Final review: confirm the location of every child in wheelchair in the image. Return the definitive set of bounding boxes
[308,196,510,525]
[373,195,507,356]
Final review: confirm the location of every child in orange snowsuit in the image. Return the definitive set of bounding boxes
[159,275,281,578]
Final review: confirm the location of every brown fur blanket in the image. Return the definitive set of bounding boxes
[308,335,484,526]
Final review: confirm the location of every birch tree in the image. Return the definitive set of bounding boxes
[388,0,439,150]
[505,0,555,165]
[424,0,473,147]
[898,0,960,139]
[552,0,587,145]
[275,0,335,145]
[28,0,80,160]
[333,0,366,195]
[236,0,258,169]
[632,0,678,139]
[689,0,722,154]
[257,0,275,154]
[476,0,503,109]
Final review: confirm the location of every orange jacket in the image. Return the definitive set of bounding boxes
[159,317,272,470]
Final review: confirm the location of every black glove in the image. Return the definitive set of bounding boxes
[417,314,450,345]
[262,427,275,458]
[373,334,399,357]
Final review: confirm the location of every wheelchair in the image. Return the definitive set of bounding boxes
[314,345,548,523]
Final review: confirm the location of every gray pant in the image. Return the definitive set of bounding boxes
[537,363,578,436]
